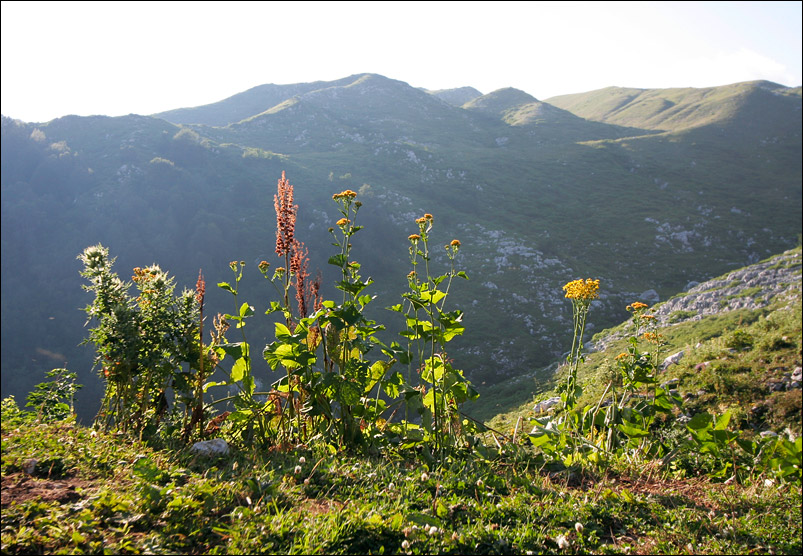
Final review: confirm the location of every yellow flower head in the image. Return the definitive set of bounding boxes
[336,218,350,227]
[562,278,600,300]
[408,234,421,241]
[627,301,648,312]
[332,190,357,200]
[450,239,461,248]
[615,352,628,360]
[415,217,428,225]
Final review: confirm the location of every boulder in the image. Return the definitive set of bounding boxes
[190,438,229,457]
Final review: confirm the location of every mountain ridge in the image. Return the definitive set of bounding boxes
[1,73,800,422]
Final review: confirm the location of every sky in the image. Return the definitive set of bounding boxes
[2,1,801,123]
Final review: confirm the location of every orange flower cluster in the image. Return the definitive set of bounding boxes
[336,218,350,227]
[274,171,297,257]
[450,239,461,248]
[408,234,421,241]
[132,266,157,283]
[563,278,600,300]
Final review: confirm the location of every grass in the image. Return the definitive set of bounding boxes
[2,250,801,554]
[2,412,800,555]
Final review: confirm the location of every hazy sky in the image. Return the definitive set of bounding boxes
[2,1,801,123]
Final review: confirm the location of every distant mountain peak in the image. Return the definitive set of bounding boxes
[425,86,484,107]
[462,88,539,117]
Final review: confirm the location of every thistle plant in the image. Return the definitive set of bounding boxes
[78,244,200,438]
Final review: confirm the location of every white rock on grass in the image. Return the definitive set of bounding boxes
[190,438,229,456]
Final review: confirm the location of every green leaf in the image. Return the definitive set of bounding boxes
[217,282,235,294]
[714,410,732,430]
[618,422,649,438]
[203,380,225,392]
[239,302,254,318]
[420,288,446,305]
[435,499,449,518]
[275,322,293,339]
[328,254,347,267]
[686,412,713,430]
[231,357,249,382]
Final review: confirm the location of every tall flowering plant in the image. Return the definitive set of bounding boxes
[392,213,477,458]
[559,279,600,412]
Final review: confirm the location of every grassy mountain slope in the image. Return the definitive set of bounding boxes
[152,75,366,127]
[545,80,801,132]
[1,76,800,424]
[478,247,802,430]
[1,250,800,554]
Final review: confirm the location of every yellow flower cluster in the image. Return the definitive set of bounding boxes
[332,190,357,200]
[336,218,350,227]
[450,239,461,248]
[626,301,648,312]
[562,278,600,300]
[408,234,421,241]
[642,331,663,344]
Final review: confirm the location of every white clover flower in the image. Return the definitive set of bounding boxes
[428,526,438,536]
[294,465,302,474]
[556,534,570,550]
[401,540,410,550]
[476,478,484,487]
[575,522,584,533]
[421,472,429,482]
[303,478,310,485]
[388,482,395,490]
[299,456,306,464]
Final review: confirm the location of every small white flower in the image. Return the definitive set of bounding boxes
[303,478,310,485]
[764,478,775,487]
[388,482,395,490]
[401,540,410,550]
[428,525,438,536]
[421,472,429,482]
[556,534,570,550]
[294,465,302,474]
[575,522,584,533]
[476,478,484,487]
[299,456,306,464]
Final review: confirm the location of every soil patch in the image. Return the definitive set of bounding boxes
[1,472,93,507]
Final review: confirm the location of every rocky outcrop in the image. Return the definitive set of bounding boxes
[593,248,801,351]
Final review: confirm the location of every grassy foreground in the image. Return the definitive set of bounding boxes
[1,408,800,555]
